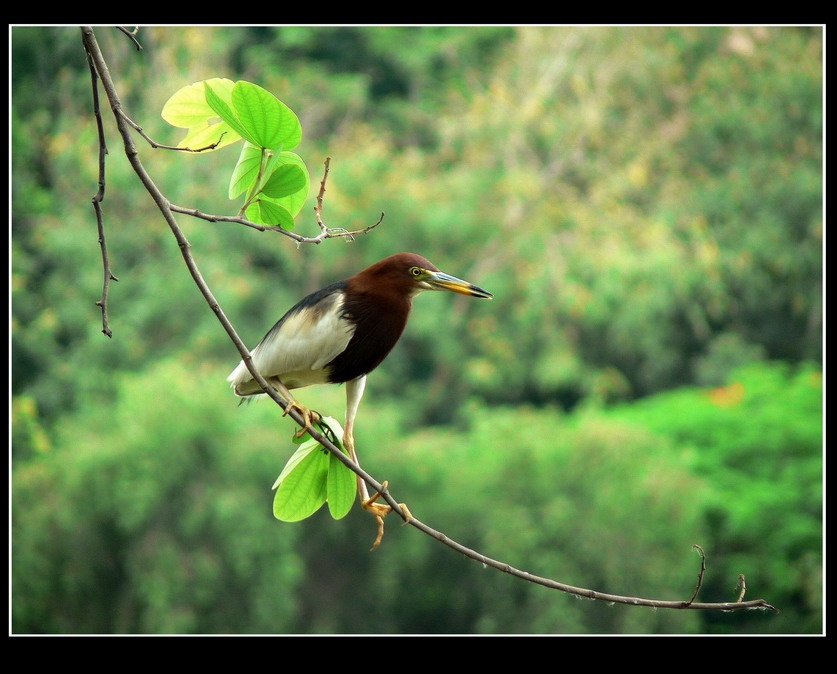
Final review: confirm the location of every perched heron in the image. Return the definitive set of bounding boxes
[228,252,493,541]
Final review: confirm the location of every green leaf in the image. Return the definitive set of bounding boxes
[160,78,241,151]
[266,152,310,217]
[246,200,295,230]
[205,80,258,146]
[327,450,356,519]
[316,417,356,519]
[273,442,328,522]
[229,146,309,216]
[272,438,319,489]
[230,81,303,150]
[262,164,307,199]
[228,143,262,200]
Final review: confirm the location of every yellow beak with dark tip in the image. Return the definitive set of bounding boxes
[421,269,494,299]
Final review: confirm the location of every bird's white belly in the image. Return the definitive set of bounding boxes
[227,291,355,394]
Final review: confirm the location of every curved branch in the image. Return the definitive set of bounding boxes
[80,26,777,615]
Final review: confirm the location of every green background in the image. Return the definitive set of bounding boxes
[11,25,822,634]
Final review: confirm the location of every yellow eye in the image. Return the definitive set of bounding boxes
[409,267,423,278]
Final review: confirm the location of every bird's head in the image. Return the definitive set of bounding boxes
[356,253,494,300]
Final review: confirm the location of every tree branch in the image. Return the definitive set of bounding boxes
[80,25,777,615]
[165,201,384,244]
[85,48,117,337]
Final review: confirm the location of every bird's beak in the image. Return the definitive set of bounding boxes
[425,270,493,299]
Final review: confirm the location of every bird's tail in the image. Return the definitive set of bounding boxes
[227,360,263,397]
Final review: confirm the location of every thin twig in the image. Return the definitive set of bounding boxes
[168,203,385,244]
[315,156,331,233]
[120,111,228,152]
[81,25,778,615]
[116,26,142,50]
[686,544,707,606]
[312,156,385,241]
[736,574,747,603]
[86,49,117,337]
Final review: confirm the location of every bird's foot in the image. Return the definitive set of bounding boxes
[362,481,413,550]
[282,400,322,438]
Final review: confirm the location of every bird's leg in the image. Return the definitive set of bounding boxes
[272,378,321,438]
[345,377,412,550]
[363,480,412,519]
[284,400,322,438]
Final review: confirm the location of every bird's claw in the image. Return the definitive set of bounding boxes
[283,401,322,438]
[362,481,413,550]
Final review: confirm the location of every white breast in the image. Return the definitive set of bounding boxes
[227,291,356,395]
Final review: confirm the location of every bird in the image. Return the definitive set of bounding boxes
[228,252,493,544]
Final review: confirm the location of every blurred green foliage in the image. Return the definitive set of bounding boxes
[11,25,822,634]
[611,362,823,633]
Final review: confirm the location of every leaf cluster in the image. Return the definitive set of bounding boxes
[162,78,310,229]
[272,418,355,522]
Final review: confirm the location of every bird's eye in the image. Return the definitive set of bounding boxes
[409,267,423,278]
